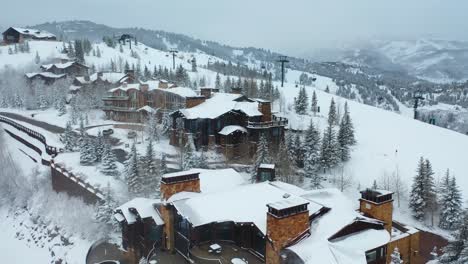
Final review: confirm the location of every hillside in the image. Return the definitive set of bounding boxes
[1,39,467,200]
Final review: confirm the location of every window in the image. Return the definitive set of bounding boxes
[365,250,377,262]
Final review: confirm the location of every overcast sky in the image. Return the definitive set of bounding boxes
[1,0,467,56]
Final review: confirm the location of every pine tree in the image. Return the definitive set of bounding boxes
[409,157,427,221]
[191,57,197,72]
[275,139,295,184]
[141,140,160,198]
[58,97,66,116]
[303,121,322,188]
[439,209,468,263]
[328,98,338,126]
[80,136,96,165]
[311,90,318,115]
[34,51,41,64]
[126,143,142,196]
[96,46,101,57]
[439,170,463,230]
[161,112,171,136]
[424,159,437,226]
[63,121,76,152]
[74,39,85,63]
[294,87,309,115]
[252,133,271,181]
[320,122,340,171]
[95,131,105,162]
[94,183,119,231]
[337,102,356,162]
[215,73,222,90]
[101,144,119,176]
[325,85,330,93]
[390,247,403,264]
[372,179,378,189]
[198,150,209,169]
[146,112,159,142]
[182,135,198,170]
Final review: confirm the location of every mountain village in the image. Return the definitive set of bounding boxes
[0,23,467,264]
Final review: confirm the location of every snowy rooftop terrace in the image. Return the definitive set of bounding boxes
[115,197,163,225]
[177,93,262,119]
[171,181,323,234]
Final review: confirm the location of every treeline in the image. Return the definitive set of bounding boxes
[254,95,357,190]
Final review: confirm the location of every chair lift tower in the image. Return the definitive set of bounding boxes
[169,49,178,70]
[277,56,289,87]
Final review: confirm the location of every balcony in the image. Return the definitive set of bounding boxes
[102,95,129,101]
[247,116,288,129]
[102,105,138,112]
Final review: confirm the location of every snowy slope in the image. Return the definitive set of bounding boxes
[279,71,468,198]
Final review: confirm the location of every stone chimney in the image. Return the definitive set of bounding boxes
[257,100,272,122]
[266,198,310,264]
[84,75,90,81]
[160,171,201,252]
[257,164,276,182]
[359,189,394,234]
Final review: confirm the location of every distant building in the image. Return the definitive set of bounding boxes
[2,27,56,44]
[71,71,137,93]
[41,61,89,76]
[25,72,67,85]
[102,80,203,123]
[114,167,421,264]
[170,90,287,159]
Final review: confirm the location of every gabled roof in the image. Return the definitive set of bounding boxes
[41,61,88,71]
[285,189,390,264]
[114,198,163,225]
[25,72,66,79]
[176,93,262,119]
[4,27,56,39]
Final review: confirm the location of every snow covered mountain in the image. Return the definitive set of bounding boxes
[343,39,468,83]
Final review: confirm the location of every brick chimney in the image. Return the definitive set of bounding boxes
[359,189,394,234]
[160,171,201,252]
[266,198,310,264]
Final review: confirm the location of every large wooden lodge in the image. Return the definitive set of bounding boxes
[114,166,421,264]
[2,27,56,44]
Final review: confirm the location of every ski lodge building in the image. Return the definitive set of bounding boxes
[2,27,56,44]
[114,167,421,264]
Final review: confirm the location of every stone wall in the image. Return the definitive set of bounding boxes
[160,179,200,201]
[387,232,420,264]
[266,211,309,264]
[359,199,393,233]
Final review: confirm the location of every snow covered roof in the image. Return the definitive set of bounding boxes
[163,87,197,97]
[285,189,390,264]
[171,181,323,234]
[8,27,56,39]
[109,83,140,92]
[76,72,129,85]
[25,72,66,79]
[218,125,248,135]
[115,198,164,225]
[163,168,246,196]
[259,163,275,170]
[177,93,262,119]
[41,61,87,71]
[138,106,157,113]
[267,197,309,211]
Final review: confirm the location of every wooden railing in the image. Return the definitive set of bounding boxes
[0,115,59,156]
[50,160,104,203]
[247,116,288,129]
